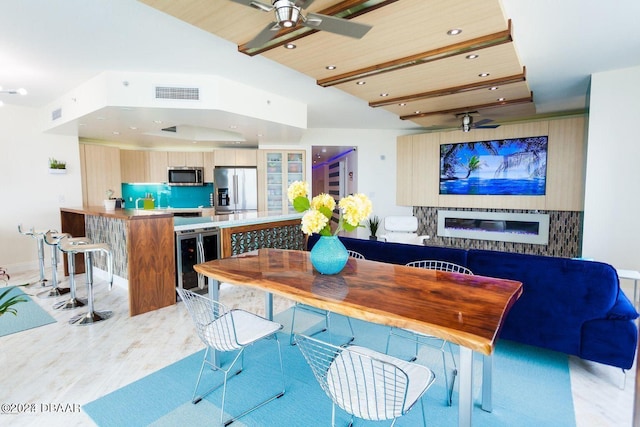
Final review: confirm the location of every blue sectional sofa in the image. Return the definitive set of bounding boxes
[307,235,639,370]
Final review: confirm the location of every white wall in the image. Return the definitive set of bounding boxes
[0,105,82,272]
[298,128,415,239]
[583,65,640,271]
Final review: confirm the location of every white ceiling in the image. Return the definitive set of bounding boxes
[1,0,640,152]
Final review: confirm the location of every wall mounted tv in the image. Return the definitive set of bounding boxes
[440,135,548,196]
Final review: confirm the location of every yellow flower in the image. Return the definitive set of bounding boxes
[310,193,336,212]
[339,193,373,227]
[287,181,373,236]
[287,181,308,204]
[301,210,329,235]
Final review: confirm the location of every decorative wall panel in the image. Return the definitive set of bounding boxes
[229,224,305,256]
[413,206,582,257]
[85,216,128,278]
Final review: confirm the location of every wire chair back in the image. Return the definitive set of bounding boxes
[177,288,242,352]
[295,334,416,422]
[347,250,365,259]
[406,260,473,275]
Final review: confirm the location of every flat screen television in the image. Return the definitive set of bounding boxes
[439,135,548,195]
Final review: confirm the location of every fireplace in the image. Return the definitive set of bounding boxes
[437,210,550,245]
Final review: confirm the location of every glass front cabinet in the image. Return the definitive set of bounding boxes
[258,150,306,213]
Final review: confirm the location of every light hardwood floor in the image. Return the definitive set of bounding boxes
[0,267,635,426]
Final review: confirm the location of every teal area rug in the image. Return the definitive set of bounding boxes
[84,310,575,426]
[0,286,56,337]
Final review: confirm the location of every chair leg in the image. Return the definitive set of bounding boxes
[221,336,285,426]
[289,303,328,346]
[326,313,355,347]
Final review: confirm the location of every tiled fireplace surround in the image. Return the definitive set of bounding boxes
[413,207,582,258]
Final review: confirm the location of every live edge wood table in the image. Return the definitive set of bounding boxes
[194,248,522,427]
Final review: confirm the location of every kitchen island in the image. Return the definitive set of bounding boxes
[60,207,304,316]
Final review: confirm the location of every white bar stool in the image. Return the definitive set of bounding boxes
[58,237,114,325]
[54,237,92,310]
[38,231,72,298]
[17,224,51,288]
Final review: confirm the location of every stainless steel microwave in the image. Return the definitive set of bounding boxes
[167,167,204,186]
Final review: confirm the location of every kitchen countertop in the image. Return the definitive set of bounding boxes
[60,206,174,219]
[174,211,303,231]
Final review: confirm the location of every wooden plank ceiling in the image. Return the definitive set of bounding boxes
[142,0,535,130]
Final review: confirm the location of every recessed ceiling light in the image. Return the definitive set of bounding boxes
[447,28,462,36]
[489,86,499,91]
[399,103,406,107]
[414,111,421,114]
[380,93,389,97]
[356,81,366,85]
[112,131,120,135]
[478,72,490,77]
[326,65,336,70]
[284,43,296,49]
[466,54,479,60]
[153,120,162,124]
[229,125,237,129]
[497,97,506,102]
[129,126,138,130]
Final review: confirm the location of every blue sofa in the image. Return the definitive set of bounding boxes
[307,235,639,370]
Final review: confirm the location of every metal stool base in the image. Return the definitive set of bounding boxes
[53,297,86,310]
[27,279,49,288]
[37,287,70,299]
[69,310,113,325]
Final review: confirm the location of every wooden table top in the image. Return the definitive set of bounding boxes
[194,248,523,355]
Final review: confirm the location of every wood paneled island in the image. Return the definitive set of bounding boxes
[60,207,305,316]
[60,207,176,316]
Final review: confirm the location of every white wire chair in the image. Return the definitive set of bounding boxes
[176,287,285,426]
[295,334,435,427]
[288,251,365,346]
[386,260,473,406]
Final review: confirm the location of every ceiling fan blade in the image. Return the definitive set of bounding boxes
[229,0,274,13]
[294,0,316,9]
[476,124,500,129]
[303,12,372,39]
[473,118,493,127]
[245,22,282,49]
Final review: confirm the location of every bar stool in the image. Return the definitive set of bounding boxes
[17,224,51,288]
[38,231,72,298]
[58,237,114,325]
[54,237,91,310]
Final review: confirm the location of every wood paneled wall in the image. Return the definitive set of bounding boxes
[396,116,586,211]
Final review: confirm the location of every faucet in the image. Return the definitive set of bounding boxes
[135,198,143,209]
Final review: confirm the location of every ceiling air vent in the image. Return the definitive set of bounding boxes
[155,86,200,101]
[51,107,62,121]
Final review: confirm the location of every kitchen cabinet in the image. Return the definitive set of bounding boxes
[80,143,122,207]
[120,150,148,183]
[203,151,214,182]
[257,150,305,213]
[167,151,204,167]
[214,149,257,167]
[148,151,168,182]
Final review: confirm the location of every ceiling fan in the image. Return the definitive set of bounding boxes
[457,112,500,132]
[230,0,373,49]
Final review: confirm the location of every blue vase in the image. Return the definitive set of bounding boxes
[310,236,349,275]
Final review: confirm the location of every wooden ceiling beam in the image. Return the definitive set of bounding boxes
[399,93,534,120]
[239,0,399,56]
[370,68,526,108]
[318,20,513,87]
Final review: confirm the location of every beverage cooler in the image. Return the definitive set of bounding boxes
[175,227,220,297]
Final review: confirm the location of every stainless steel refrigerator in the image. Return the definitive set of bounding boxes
[213,166,258,214]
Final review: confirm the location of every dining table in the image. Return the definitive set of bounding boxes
[194,248,523,427]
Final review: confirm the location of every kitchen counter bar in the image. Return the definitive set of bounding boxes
[60,206,175,316]
[174,211,303,231]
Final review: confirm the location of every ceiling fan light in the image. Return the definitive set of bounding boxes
[275,3,300,27]
[462,124,471,132]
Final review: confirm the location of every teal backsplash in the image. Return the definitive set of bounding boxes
[121,183,213,208]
